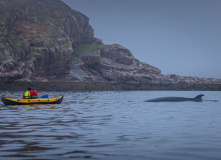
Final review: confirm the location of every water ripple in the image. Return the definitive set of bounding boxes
[0,91,221,159]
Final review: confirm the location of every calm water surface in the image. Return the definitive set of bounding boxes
[0,91,221,160]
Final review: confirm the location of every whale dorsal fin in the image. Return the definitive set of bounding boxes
[194,94,204,99]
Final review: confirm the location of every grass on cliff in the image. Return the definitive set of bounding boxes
[74,44,101,57]
[59,42,72,53]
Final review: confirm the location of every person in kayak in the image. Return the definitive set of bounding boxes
[23,87,38,99]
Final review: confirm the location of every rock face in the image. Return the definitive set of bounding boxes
[0,0,220,87]
[0,0,100,82]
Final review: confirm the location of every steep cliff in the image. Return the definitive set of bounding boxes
[0,0,220,87]
[0,0,101,82]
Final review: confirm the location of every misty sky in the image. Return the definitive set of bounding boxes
[62,0,221,79]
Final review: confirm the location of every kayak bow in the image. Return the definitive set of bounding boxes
[1,96,63,105]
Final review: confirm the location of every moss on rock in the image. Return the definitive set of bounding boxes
[74,44,101,57]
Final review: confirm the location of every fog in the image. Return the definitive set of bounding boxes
[62,0,221,79]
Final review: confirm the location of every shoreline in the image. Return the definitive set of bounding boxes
[0,81,221,91]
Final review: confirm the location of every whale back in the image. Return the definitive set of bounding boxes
[145,94,205,102]
[146,97,191,102]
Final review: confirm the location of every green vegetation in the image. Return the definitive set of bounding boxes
[38,32,54,47]
[103,44,121,49]
[30,50,41,57]
[59,42,72,53]
[5,31,28,56]
[74,44,101,57]
[28,47,44,59]
[33,47,47,50]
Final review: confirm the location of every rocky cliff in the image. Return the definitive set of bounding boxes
[0,0,220,90]
[0,0,100,81]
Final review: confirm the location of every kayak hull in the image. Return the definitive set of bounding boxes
[1,96,63,105]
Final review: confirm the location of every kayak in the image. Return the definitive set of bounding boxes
[1,96,63,105]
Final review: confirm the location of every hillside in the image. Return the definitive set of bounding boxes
[0,0,220,90]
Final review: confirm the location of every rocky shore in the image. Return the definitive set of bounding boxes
[0,0,220,91]
[0,81,221,91]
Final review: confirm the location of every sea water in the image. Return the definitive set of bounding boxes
[0,91,221,160]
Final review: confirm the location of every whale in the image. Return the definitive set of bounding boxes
[145,94,204,102]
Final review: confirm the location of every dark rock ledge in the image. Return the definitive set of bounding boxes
[0,81,221,91]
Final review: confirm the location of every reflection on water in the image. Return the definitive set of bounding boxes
[0,91,221,160]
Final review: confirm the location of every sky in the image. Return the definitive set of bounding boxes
[61,0,221,79]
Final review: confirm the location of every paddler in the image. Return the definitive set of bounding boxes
[23,87,38,99]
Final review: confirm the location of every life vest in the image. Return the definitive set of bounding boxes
[24,91,32,99]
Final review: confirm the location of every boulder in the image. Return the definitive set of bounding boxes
[100,45,134,65]
[81,54,100,68]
